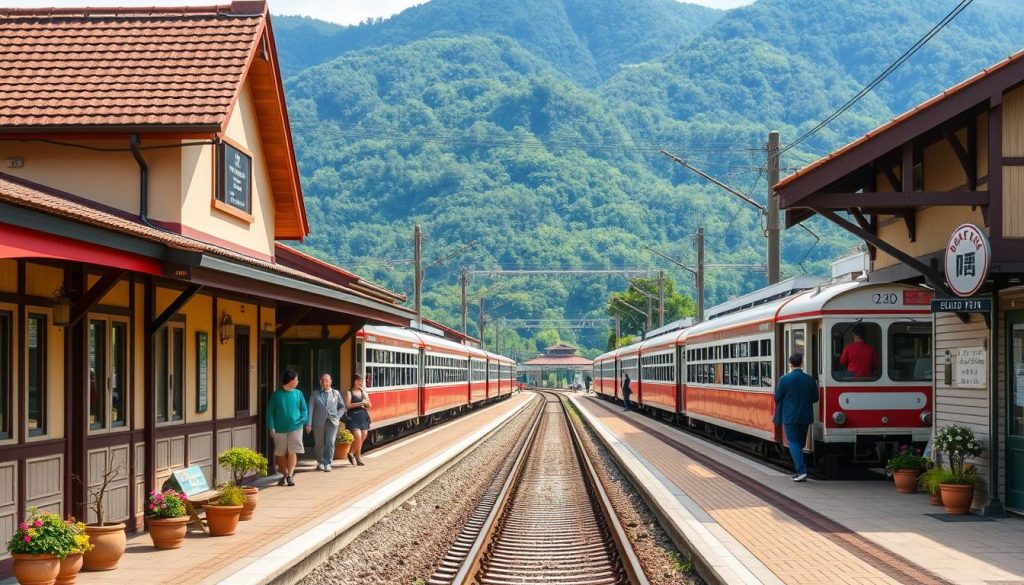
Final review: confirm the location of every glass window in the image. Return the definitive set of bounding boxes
[235,328,251,413]
[111,322,127,427]
[831,322,882,382]
[156,325,185,423]
[888,323,932,381]
[171,328,184,421]
[740,362,749,386]
[761,339,771,356]
[27,313,46,436]
[0,311,11,439]
[89,320,106,430]
[750,341,759,357]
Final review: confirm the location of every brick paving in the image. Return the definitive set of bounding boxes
[573,395,1024,585]
[8,394,532,585]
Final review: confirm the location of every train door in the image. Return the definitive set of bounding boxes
[782,323,815,452]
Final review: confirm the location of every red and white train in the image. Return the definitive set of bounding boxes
[355,326,516,439]
[595,278,934,469]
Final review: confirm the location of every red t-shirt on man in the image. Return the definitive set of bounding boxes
[840,340,878,378]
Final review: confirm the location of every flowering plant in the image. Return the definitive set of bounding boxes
[336,428,354,444]
[6,508,76,557]
[933,424,984,484]
[146,489,188,519]
[885,445,926,472]
[66,518,92,555]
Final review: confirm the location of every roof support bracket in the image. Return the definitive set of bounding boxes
[69,268,127,328]
[812,207,950,293]
[276,306,312,338]
[897,210,917,243]
[882,164,902,192]
[148,284,202,336]
[943,126,977,190]
[848,208,877,260]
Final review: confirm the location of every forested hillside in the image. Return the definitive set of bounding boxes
[275,0,1024,357]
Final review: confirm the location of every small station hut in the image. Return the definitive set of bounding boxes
[520,343,594,387]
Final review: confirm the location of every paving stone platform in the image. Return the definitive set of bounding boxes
[570,394,1024,585]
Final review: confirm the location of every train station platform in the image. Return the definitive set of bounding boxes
[569,394,1024,585]
[6,393,533,585]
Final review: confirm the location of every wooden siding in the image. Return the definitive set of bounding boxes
[188,431,214,485]
[1004,166,1024,237]
[0,462,15,556]
[1003,86,1024,157]
[86,446,128,523]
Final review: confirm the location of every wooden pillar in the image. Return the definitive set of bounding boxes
[68,264,87,520]
[143,277,155,511]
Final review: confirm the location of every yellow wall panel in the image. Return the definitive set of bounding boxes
[24,263,62,299]
[0,261,15,293]
[874,206,987,269]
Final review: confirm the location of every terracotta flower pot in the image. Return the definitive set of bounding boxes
[12,553,60,585]
[149,516,190,549]
[82,523,126,571]
[240,487,259,521]
[334,442,352,461]
[892,469,921,493]
[55,553,83,585]
[929,490,943,506]
[939,483,974,515]
[205,505,243,536]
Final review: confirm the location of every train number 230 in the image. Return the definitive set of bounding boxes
[872,293,899,304]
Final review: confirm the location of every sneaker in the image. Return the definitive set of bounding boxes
[277,476,286,487]
[793,473,807,482]
[286,476,295,486]
[315,463,323,471]
[324,464,332,472]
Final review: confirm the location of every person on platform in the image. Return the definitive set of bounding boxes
[839,324,880,378]
[305,373,345,472]
[584,376,592,394]
[344,374,372,466]
[774,353,819,482]
[267,370,307,486]
[621,371,633,412]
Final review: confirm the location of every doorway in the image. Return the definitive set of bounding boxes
[279,340,341,449]
[1005,311,1024,511]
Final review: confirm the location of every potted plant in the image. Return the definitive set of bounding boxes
[217,447,268,521]
[81,452,127,571]
[918,463,952,506]
[146,490,190,549]
[205,485,245,536]
[56,518,91,585]
[334,428,355,463]
[885,444,926,493]
[6,508,76,585]
[933,424,984,515]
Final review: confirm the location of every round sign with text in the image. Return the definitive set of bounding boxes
[945,223,990,297]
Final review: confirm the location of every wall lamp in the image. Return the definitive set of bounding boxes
[52,286,72,327]
[219,312,234,344]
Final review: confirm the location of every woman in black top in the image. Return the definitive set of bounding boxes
[344,374,372,465]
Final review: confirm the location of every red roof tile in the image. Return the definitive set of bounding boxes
[522,356,594,367]
[0,2,265,129]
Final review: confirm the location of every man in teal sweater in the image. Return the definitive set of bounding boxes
[267,370,307,486]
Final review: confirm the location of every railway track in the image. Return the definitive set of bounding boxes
[428,390,649,585]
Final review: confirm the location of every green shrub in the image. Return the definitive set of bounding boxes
[934,425,984,484]
[147,489,188,519]
[337,428,354,444]
[6,508,77,558]
[217,448,268,486]
[216,485,246,507]
[886,444,926,472]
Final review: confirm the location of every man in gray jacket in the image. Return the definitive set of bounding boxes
[305,373,345,472]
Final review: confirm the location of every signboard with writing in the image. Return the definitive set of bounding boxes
[944,224,990,297]
[167,466,211,497]
[216,142,252,214]
[955,347,986,388]
[196,332,208,413]
[903,290,933,306]
[930,298,992,313]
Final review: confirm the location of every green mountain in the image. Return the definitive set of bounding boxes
[276,0,1024,356]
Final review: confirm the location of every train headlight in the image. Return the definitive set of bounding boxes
[832,412,846,425]
[920,411,932,425]
[881,416,890,425]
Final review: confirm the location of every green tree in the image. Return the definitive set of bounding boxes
[607,276,695,339]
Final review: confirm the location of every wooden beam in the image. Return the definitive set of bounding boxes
[275,306,312,338]
[989,94,1003,240]
[812,207,948,291]
[901,142,914,192]
[68,268,126,327]
[797,190,987,208]
[147,284,202,335]
[896,210,917,242]
[943,126,976,190]
[848,208,877,260]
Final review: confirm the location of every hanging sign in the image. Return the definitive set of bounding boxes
[955,347,986,389]
[944,224,990,297]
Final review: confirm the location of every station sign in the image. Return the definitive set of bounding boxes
[930,298,992,313]
[944,224,990,297]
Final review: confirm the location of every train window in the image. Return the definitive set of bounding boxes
[749,341,759,357]
[761,339,771,356]
[739,343,748,358]
[888,323,932,381]
[739,362,749,386]
[831,322,882,382]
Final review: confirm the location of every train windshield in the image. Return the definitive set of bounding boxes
[888,323,932,381]
[831,322,882,382]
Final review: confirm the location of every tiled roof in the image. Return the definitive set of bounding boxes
[0,171,412,319]
[522,356,594,367]
[775,46,1024,191]
[0,2,265,129]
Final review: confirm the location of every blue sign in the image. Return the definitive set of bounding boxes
[170,466,211,497]
[930,298,992,313]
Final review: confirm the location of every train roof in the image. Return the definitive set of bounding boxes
[640,328,687,352]
[361,325,424,347]
[481,349,515,364]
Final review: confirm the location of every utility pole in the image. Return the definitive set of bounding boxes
[646,295,652,333]
[696,227,705,323]
[478,297,485,348]
[614,314,620,345]
[658,271,665,328]
[767,131,781,285]
[414,224,422,328]
[460,268,468,336]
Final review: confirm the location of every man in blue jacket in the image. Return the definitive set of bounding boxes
[774,353,819,482]
[621,372,633,412]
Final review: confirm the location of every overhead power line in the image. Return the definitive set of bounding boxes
[781,0,975,156]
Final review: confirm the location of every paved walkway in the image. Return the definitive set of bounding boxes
[570,394,1024,585]
[9,393,534,585]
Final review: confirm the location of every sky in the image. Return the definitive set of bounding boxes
[2,0,756,25]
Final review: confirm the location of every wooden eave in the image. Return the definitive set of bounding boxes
[221,9,308,241]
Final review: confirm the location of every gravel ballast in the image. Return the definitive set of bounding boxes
[298,396,540,585]
[566,394,703,585]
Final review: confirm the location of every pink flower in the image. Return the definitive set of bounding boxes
[148,504,155,510]
[22,535,30,543]
[19,522,28,530]
[32,520,42,528]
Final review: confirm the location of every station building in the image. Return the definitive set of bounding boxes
[520,343,594,387]
[0,0,413,544]
[776,47,1024,514]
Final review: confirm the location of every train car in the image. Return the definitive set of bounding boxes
[357,325,423,429]
[618,339,642,403]
[637,329,685,415]
[499,355,516,395]
[419,334,473,416]
[593,349,619,398]
[468,344,489,404]
[485,351,501,399]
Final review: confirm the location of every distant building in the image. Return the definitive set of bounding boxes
[520,343,594,387]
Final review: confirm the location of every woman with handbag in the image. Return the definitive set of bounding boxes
[344,374,372,466]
